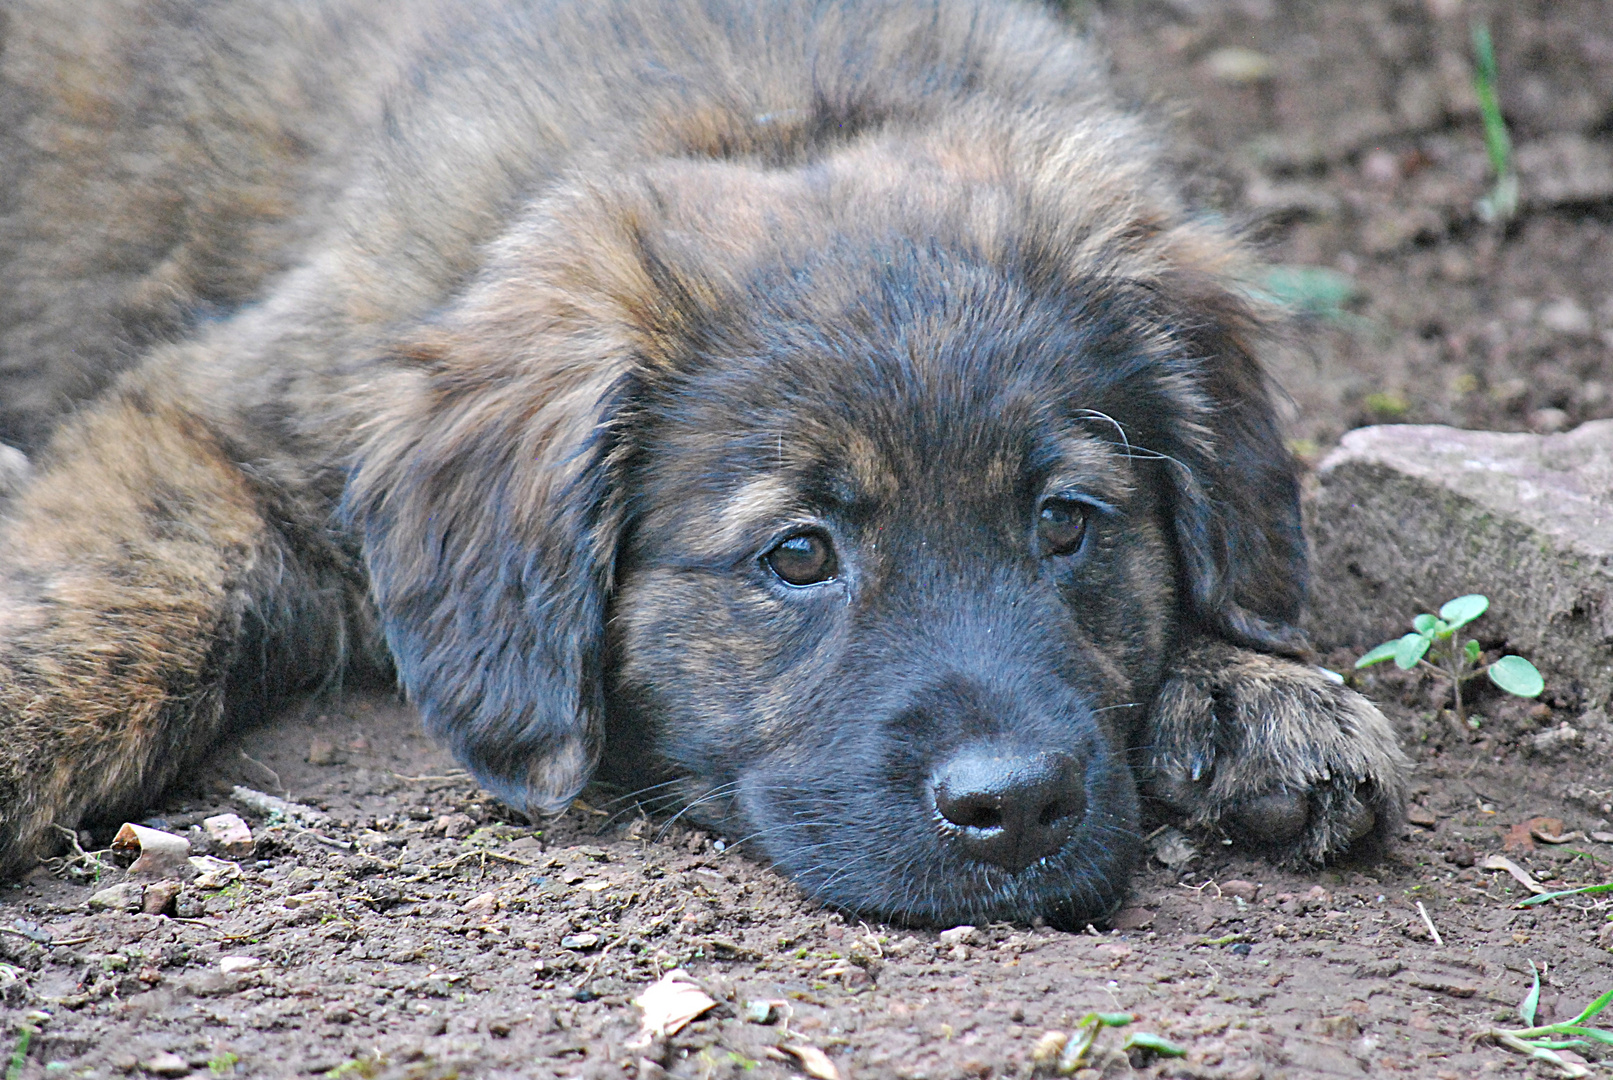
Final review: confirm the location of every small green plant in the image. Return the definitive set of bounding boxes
[1478,963,1613,1078]
[208,1051,240,1076]
[1471,20,1517,223]
[1355,595,1542,727]
[5,1024,35,1080]
[1032,1012,1186,1075]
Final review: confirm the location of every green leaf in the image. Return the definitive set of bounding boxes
[1095,1013,1134,1027]
[1555,1026,1613,1046]
[1520,961,1541,1026]
[1121,1032,1187,1058]
[1516,882,1613,907]
[1439,594,1489,630]
[1356,640,1401,668]
[1569,986,1613,1027]
[1488,655,1544,698]
[1413,613,1436,634]
[1465,639,1482,663]
[1394,632,1431,670]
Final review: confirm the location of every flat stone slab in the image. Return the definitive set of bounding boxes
[1306,419,1613,708]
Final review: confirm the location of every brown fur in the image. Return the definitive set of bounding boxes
[0,0,1407,924]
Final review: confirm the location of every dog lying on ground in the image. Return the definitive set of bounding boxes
[0,0,1408,926]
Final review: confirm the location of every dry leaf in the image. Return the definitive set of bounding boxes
[778,1043,840,1080]
[632,969,716,1040]
[188,854,241,890]
[1527,816,1568,842]
[111,822,191,877]
[1501,822,1536,853]
[1478,854,1548,894]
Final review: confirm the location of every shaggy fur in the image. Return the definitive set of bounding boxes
[0,0,1408,925]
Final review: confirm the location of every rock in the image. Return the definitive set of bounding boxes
[1307,421,1613,705]
[1202,47,1274,84]
[307,736,341,766]
[1517,134,1613,208]
[1538,298,1593,338]
[218,956,263,974]
[1529,724,1581,755]
[462,892,498,916]
[1220,880,1261,902]
[87,883,145,913]
[141,880,184,915]
[938,925,979,948]
[139,1051,190,1077]
[202,813,255,858]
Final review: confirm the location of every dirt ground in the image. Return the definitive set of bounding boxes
[4,1,1613,1078]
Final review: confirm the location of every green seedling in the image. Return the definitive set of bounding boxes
[1034,1012,1185,1075]
[1478,962,1613,1078]
[5,1025,34,1080]
[1471,20,1517,223]
[208,1052,240,1076]
[1356,594,1542,727]
[1517,881,1613,908]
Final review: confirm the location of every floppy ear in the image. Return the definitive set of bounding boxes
[1152,261,1310,657]
[342,202,655,815]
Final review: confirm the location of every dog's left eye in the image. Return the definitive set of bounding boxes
[764,532,838,586]
[1038,498,1090,557]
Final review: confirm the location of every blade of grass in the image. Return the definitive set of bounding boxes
[1516,881,1613,907]
[1520,961,1541,1026]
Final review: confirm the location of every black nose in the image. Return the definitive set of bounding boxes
[931,749,1086,872]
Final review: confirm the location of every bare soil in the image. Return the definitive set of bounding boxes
[4,2,1612,1078]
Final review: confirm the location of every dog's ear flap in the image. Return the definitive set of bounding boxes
[1152,262,1310,657]
[342,244,647,816]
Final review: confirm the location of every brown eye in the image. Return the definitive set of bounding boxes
[764,532,837,586]
[1038,499,1090,557]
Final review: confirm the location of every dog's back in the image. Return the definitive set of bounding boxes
[0,0,1116,453]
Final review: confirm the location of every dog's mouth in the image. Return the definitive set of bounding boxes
[719,735,1142,928]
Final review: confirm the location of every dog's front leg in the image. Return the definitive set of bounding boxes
[0,370,361,878]
[1142,638,1411,864]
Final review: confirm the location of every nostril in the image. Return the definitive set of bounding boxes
[938,793,1004,832]
[930,748,1088,872]
[1037,795,1080,828]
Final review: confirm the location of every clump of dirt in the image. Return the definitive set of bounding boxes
[4,2,1612,1078]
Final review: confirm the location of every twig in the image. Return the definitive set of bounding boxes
[1416,901,1444,947]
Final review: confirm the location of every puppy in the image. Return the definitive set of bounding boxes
[0,0,1407,926]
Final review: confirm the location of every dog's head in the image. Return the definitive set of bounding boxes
[346,115,1305,925]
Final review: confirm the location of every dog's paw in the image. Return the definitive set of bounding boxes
[1142,640,1410,864]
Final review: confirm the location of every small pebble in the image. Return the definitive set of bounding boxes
[462,893,499,915]
[202,813,256,858]
[1220,879,1261,902]
[307,736,341,765]
[140,1052,190,1078]
[87,883,145,913]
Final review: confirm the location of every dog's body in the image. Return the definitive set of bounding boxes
[0,0,1407,925]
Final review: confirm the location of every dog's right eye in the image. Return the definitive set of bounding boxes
[1038,498,1091,557]
[763,532,838,587]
